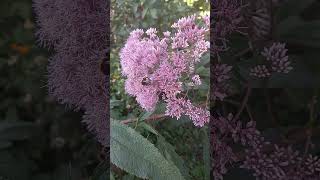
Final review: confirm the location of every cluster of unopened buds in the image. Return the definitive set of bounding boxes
[250,42,293,78]
[120,14,210,127]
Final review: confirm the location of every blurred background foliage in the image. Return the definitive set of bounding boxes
[110,0,210,180]
[220,88,320,179]
[0,0,105,179]
[213,1,320,178]
[222,0,320,88]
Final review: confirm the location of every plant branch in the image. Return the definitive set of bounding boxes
[233,85,251,121]
[121,114,167,124]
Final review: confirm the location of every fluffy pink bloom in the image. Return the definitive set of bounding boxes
[165,98,186,119]
[163,31,171,37]
[184,100,210,127]
[166,98,210,127]
[203,15,210,27]
[192,75,202,86]
[120,15,210,127]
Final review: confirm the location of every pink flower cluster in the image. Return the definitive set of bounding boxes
[250,42,292,78]
[120,15,210,127]
[212,0,244,55]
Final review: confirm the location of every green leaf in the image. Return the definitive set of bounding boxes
[110,99,122,108]
[110,172,116,180]
[111,120,185,180]
[156,135,190,179]
[197,66,209,77]
[138,110,154,122]
[202,128,210,180]
[122,174,135,180]
[154,102,166,114]
[142,7,149,19]
[139,122,159,135]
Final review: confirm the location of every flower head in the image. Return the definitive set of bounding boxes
[120,15,210,127]
[34,0,109,147]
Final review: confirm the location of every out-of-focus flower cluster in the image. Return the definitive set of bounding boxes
[211,64,232,101]
[211,0,244,56]
[211,113,320,180]
[33,0,109,147]
[250,42,292,78]
[211,113,263,179]
[242,144,320,180]
[211,1,311,178]
[120,15,210,127]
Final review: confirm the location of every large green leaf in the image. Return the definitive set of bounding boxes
[156,135,190,179]
[111,120,185,180]
[202,128,210,180]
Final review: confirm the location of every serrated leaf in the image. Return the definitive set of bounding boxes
[111,120,185,180]
[139,122,158,135]
[156,135,190,179]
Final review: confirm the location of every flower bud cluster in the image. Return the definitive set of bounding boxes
[250,42,292,78]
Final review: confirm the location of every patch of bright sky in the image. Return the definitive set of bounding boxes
[183,0,210,17]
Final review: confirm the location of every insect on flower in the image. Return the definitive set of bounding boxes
[120,14,210,127]
[141,76,152,86]
[158,91,167,100]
